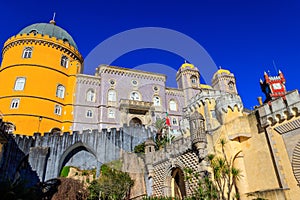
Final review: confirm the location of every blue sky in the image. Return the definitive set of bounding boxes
[1,0,300,109]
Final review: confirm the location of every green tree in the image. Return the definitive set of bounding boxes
[88,164,134,200]
[185,139,242,200]
[153,117,166,140]
[134,142,145,153]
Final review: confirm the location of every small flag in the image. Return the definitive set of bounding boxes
[166,112,171,127]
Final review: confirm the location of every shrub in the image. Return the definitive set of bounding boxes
[60,166,70,177]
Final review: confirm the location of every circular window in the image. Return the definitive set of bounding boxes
[153,86,159,92]
[109,79,115,85]
[132,80,138,86]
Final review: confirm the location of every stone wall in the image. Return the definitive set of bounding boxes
[0,125,154,185]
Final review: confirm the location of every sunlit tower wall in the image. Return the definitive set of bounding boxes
[176,62,201,106]
[0,20,83,135]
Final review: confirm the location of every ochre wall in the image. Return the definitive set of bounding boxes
[0,33,82,135]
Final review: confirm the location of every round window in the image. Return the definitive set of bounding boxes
[153,86,159,92]
[109,79,115,85]
[132,80,138,86]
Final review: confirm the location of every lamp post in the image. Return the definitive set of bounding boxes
[38,116,42,133]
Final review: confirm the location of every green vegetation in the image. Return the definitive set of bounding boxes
[60,166,70,177]
[88,164,134,200]
[184,138,242,200]
[134,141,145,153]
[155,134,175,150]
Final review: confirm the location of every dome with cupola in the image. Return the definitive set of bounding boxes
[18,20,78,49]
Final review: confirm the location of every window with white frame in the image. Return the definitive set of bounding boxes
[169,100,177,111]
[108,90,117,102]
[14,77,26,91]
[54,105,62,115]
[60,55,69,68]
[22,47,32,58]
[86,89,95,102]
[108,109,115,118]
[172,117,178,125]
[86,110,93,118]
[153,96,161,106]
[10,98,20,109]
[56,84,65,98]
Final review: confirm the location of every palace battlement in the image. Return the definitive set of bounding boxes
[96,65,166,82]
[186,88,243,114]
[3,33,82,61]
[257,90,300,128]
[0,123,155,182]
[152,136,191,165]
[10,125,154,150]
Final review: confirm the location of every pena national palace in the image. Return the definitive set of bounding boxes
[0,19,300,200]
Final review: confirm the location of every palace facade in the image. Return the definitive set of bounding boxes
[1,20,300,200]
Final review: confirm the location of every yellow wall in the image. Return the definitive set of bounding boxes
[0,33,83,135]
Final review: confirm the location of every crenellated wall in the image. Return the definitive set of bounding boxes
[258,90,300,128]
[0,124,155,184]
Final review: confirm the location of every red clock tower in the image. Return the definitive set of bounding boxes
[260,70,286,103]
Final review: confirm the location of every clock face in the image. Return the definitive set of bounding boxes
[130,92,140,100]
[273,83,282,90]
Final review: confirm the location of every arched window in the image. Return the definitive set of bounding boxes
[54,105,62,115]
[108,90,117,102]
[130,91,141,101]
[169,100,177,111]
[108,109,115,118]
[14,77,26,91]
[86,110,93,118]
[191,75,197,85]
[60,55,69,68]
[228,81,234,90]
[86,89,95,102]
[153,96,161,106]
[22,47,32,58]
[56,85,65,98]
[172,117,178,125]
[10,98,20,109]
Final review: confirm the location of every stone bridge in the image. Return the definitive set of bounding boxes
[0,124,154,185]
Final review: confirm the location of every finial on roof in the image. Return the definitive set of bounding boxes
[184,60,187,63]
[50,12,56,25]
[219,66,222,69]
[279,69,282,73]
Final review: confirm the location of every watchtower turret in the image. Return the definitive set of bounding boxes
[260,70,286,103]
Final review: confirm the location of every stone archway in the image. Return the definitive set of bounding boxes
[171,168,186,199]
[129,117,142,126]
[58,142,98,177]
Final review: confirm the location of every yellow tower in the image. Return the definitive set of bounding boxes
[0,20,83,135]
